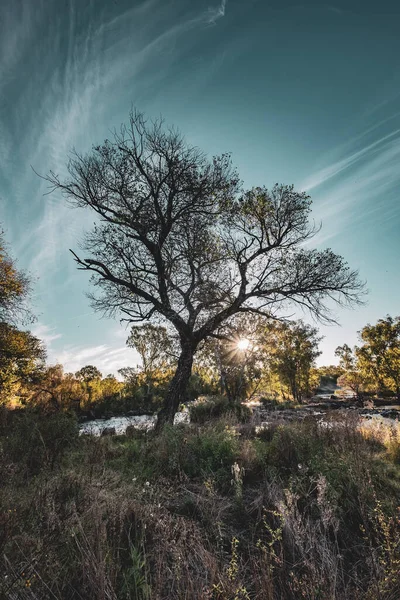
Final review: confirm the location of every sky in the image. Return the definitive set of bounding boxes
[0,0,399,375]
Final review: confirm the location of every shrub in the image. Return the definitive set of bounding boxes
[185,424,241,483]
[190,395,252,424]
[2,409,79,474]
[142,422,241,487]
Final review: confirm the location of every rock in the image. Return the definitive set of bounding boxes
[101,426,116,436]
[363,400,374,409]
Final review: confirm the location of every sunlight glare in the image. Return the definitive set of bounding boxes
[237,338,250,351]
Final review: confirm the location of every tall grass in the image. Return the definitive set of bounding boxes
[1,409,400,599]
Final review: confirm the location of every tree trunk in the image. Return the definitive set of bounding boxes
[155,341,195,432]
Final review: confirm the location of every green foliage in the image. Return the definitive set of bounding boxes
[357,315,400,398]
[263,320,322,402]
[75,364,102,382]
[120,543,150,600]
[0,232,31,325]
[189,395,230,423]
[190,395,252,424]
[127,324,176,372]
[142,422,241,485]
[0,323,46,402]
[0,233,46,404]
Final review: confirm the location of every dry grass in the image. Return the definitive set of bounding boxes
[1,410,400,599]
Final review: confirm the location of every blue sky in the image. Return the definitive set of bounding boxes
[0,0,399,374]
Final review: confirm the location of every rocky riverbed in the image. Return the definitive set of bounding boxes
[79,397,400,436]
[252,397,400,430]
[79,410,190,436]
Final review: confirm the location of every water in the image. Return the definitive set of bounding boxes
[79,411,190,436]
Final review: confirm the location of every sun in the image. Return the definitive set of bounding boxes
[237,338,250,351]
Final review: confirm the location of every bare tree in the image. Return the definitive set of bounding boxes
[45,110,364,429]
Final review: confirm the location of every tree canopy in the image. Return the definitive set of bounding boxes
[357,316,400,399]
[46,109,364,428]
[126,324,176,375]
[261,320,322,402]
[0,232,31,325]
[0,231,45,402]
[75,365,102,382]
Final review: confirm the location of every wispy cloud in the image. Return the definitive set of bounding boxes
[0,0,229,279]
[31,320,140,376]
[301,128,400,193]
[207,0,227,24]
[52,343,139,377]
[300,112,400,246]
[31,322,62,347]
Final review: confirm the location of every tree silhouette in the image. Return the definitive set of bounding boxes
[45,110,364,429]
[75,365,102,382]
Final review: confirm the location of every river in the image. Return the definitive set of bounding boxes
[79,410,190,435]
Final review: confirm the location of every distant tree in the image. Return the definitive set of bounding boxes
[337,371,365,400]
[356,316,400,400]
[126,323,176,404]
[335,344,365,399]
[335,344,356,372]
[100,374,122,396]
[74,365,102,406]
[195,314,266,402]
[45,110,364,429]
[126,323,176,375]
[118,367,138,384]
[75,365,102,382]
[264,321,322,402]
[31,365,68,410]
[315,364,344,384]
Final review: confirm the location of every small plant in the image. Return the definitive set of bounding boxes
[211,537,251,600]
[256,508,284,577]
[121,543,150,600]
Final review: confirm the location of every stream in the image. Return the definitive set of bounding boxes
[79,400,400,436]
[79,411,190,435]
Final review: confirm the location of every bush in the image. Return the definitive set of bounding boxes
[2,409,79,474]
[142,422,241,487]
[190,395,251,424]
[259,397,297,410]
